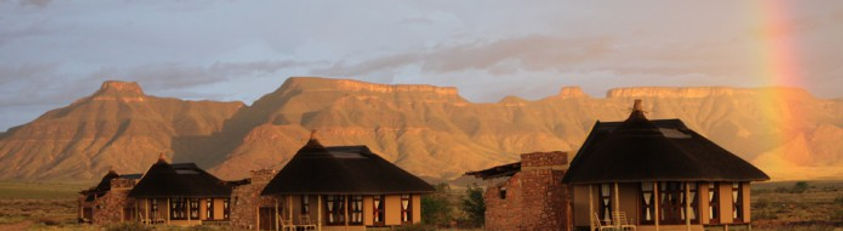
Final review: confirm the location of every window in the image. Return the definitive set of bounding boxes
[659,182,685,224]
[598,184,612,223]
[373,195,385,226]
[223,199,230,219]
[189,199,200,220]
[640,182,655,224]
[689,183,699,224]
[401,194,412,224]
[325,195,346,225]
[499,186,507,199]
[709,183,719,224]
[151,200,159,218]
[349,196,363,225]
[301,196,310,215]
[170,198,187,220]
[732,182,743,222]
[205,199,214,220]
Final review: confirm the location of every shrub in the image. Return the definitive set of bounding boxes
[791,181,809,193]
[460,184,485,228]
[106,222,153,231]
[421,183,454,227]
[391,223,438,231]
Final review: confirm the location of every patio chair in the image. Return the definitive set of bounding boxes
[281,218,298,231]
[298,215,317,231]
[612,211,636,231]
[592,212,617,231]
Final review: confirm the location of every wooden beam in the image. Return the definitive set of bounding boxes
[318,195,323,231]
[613,182,620,222]
[588,185,594,231]
[654,182,659,231]
[288,195,293,224]
[275,198,279,231]
[686,182,691,231]
[166,198,171,225]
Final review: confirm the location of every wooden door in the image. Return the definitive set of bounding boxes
[259,207,277,231]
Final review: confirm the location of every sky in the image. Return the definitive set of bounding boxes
[0,0,842,131]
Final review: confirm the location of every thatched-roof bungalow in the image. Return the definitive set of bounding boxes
[128,155,233,226]
[256,134,435,230]
[563,100,769,231]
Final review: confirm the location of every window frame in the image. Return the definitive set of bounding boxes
[325,195,346,225]
[223,198,230,220]
[205,199,214,220]
[170,198,187,220]
[189,198,200,220]
[640,182,655,224]
[688,183,700,224]
[400,194,412,224]
[598,184,613,224]
[708,183,720,224]
[732,182,744,223]
[373,195,385,226]
[658,182,685,225]
[301,196,310,215]
[348,196,364,225]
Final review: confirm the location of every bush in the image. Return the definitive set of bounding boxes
[791,181,809,193]
[391,223,438,231]
[106,222,153,231]
[421,183,454,227]
[460,184,485,228]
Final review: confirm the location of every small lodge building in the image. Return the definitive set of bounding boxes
[563,100,770,231]
[465,151,572,231]
[249,134,435,231]
[78,170,142,224]
[127,154,234,226]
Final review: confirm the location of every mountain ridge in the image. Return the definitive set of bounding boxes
[1,77,840,182]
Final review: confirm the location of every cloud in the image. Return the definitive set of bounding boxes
[311,35,613,77]
[92,60,318,90]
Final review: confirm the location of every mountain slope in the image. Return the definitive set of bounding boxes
[1,77,842,182]
[0,81,243,181]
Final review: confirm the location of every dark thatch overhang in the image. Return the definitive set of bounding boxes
[261,138,435,196]
[128,159,231,198]
[562,100,770,185]
[465,162,521,180]
[80,171,142,201]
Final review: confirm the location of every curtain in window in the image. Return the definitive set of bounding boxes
[373,196,384,225]
[732,183,743,222]
[640,182,654,223]
[349,196,363,224]
[189,199,199,220]
[401,194,411,223]
[301,196,309,215]
[689,184,698,222]
[206,199,213,220]
[599,184,612,222]
[223,199,230,219]
[708,183,719,223]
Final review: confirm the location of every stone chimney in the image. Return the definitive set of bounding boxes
[250,169,276,184]
[633,99,643,112]
[521,151,568,170]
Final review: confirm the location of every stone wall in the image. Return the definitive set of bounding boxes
[230,169,277,230]
[484,151,571,231]
[92,178,138,224]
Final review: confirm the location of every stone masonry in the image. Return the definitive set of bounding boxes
[484,151,571,231]
[230,169,277,230]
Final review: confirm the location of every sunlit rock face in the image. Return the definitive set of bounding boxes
[0,77,841,181]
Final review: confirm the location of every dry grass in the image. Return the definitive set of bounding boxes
[751,181,843,231]
[1,181,842,230]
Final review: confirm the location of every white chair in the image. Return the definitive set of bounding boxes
[298,215,317,230]
[612,211,636,231]
[593,212,618,231]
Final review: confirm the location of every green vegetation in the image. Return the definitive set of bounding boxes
[0,181,87,199]
[752,181,843,230]
[460,184,485,228]
[421,183,454,227]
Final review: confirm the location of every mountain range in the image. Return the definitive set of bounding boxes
[1,77,842,182]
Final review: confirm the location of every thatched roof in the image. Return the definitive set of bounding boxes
[80,171,141,201]
[465,162,521,180]
[261,138,435,195]
[128,159,231,198]
[562,100,770,184]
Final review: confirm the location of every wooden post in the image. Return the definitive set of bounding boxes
[614,182,620,223]
[288,195,293,224]
[318,195,323,231]
[654,183,660,231]
[145,199,149,224]
[275,198,279,231]
[588,185,594,231]
[685,182,691,231]
[187,199,191,223]
[166,198,171,225]
[344,195,349,228]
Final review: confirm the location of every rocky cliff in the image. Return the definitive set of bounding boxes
[1,77,841,182]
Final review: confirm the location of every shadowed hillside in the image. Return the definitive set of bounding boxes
[1,77,842,181]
